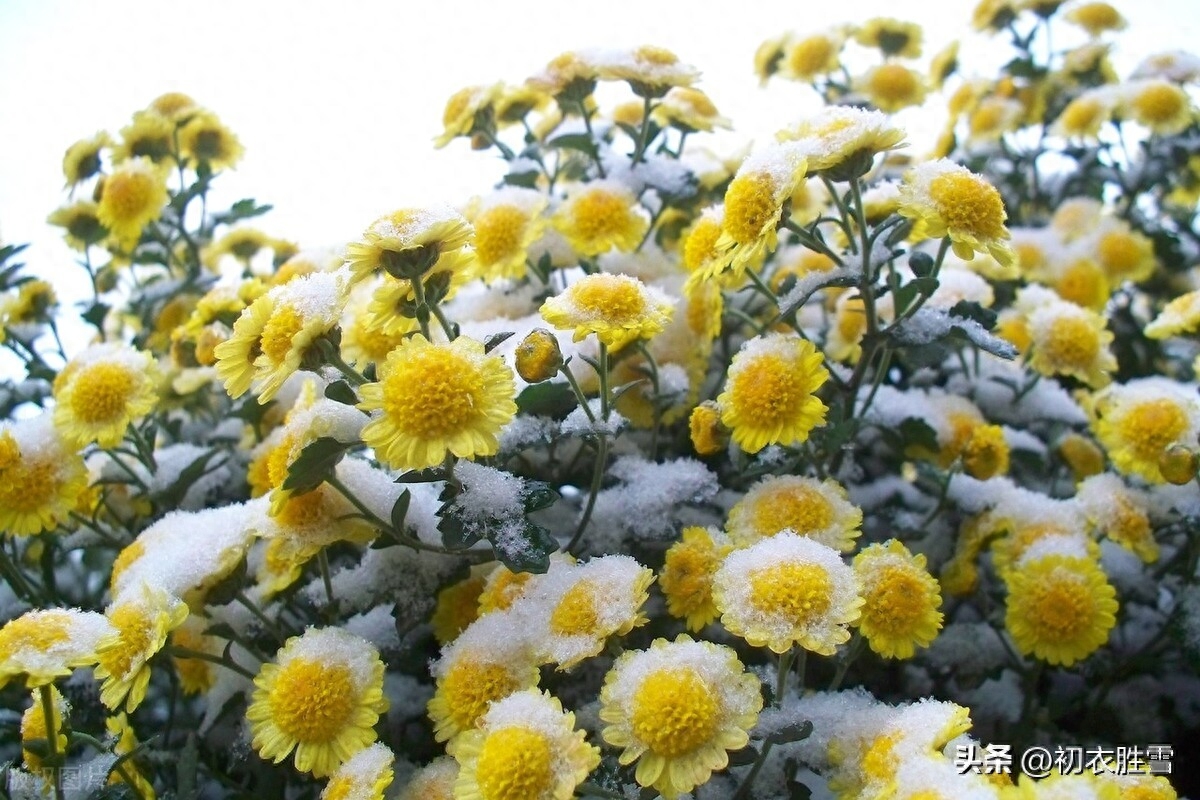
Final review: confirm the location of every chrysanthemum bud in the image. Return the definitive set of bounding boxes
[1159,444,1198,485]
[514,328,563,383]
[1058,432,1105,481]
[689,401,727,456]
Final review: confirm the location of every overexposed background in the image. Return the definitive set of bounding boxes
[0,0,1196,298]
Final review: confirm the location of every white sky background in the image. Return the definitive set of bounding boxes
[0,0,1196,343]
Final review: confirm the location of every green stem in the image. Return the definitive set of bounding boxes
[597,343,612,421]
[410,277,432,340]
[775,648,795,705]
[233,590,287,644]
[430,303,458,340]
[566,436,608,555]
[631,96,655,164]
[559,362,596,423]
[317,548,336,611]
[323,347,368,386]
[165,644,256,680]
[733,740,775,800]
[0,541,40,604]
[39,685,65,800]
[828,634,865,691]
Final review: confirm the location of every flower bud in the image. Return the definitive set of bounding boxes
[689,401,727,456]
[1057,432,1105,481]
[514,328,563,383]
[1159,444,1198,485]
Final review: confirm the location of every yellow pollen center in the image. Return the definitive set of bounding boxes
[480,570,534,613]
[276,488,333,529]
[749,562,834,622]
[1097,232,1141,273]
[260,305,305,363]
[1133,84,1184,123]
[724,172,778,244]
[550,580,599,636]
[476,727,554,800]
[789,37,835,77]
[99,604,155,679]
[0,457,57,513]
[1056,260,1107,309]
[569,275,647,320]
[1062,97,1105,132]
[752,485,834,536]
[443,660,522,732]
[1119,400,1189,460]
[684,220,723,271]
[382,347,486,439]
[105,172,159,221]
[869,64,919,103]
[1,614,72,652]
[322,776,355,800]
[728,354,811,425]
[1024,575,1091,639]
[1042,316,1101,367]
[631,668,720,757]
[928,172,1007,239]
[865,567,928,634]
[572,190,631,242]
[475,206,528,266]
[69,363,135,424]
[269,658,357,743]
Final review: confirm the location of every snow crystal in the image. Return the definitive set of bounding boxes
[778,265,858,314]
[890,307,1016,358]
[344,605,401,653]
[499,415,559,453]
[561,400,627,438]
[588,455,719,543]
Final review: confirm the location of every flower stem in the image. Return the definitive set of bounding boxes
[566,435,608,555]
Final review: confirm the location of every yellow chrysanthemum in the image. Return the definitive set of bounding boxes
[397,757,458,800]
[358,334,516,471]
[96,157,169,250]
[0,608,114,689]
[53,343,160,448]
[594,45,700,98]
[1124,77,1195,134]
[453,689,599,800]
[527,50,600,97]
[967,96,1024,144]
[1052,257,1110,312]
[539,272,674,352]
[1004,554,1118,666]
[777,106,906,177]
[179,109,243,170]
[1090,378,1200,483]
[1065,1,1127,36]
[688,401,727,456]
[857,63,927,113]
[898,160,1015,267]
[319,743,394,800]
[62,131,110,187]
[717,333,829,454]
[714,143,808,276]
[1145,290,1200,339]
[47,200,107,251]
[713,532,863,655]
[105,712,156,799]
[973,0,1020,32]
[1094,223,1157,283]
[653,87,731,132]
[552,180,649,256]
[202,227,273,269]
[726,475,863,552]
[468,187,548,282]
[853,540,943,659]
[1026,299,1117,387]
[147,91,199,121]
[1077,473,1158,563]
[929,41,960,89]
[782,31,844,82]
[340,292,417,369]
[435,84,500,148]
[599,635,762,800]
[431,569,488,646]
[21,685,68,771]
[1059,432,1107,481]
[1052,91,1114,140]
[94,584,189,712]
[247,627,388,778]
[660,527,732,632]
[0,416,89,537]
[427,619,541,744]
[170,616,219,694]
[537,555,655,670]
[754,34,790,85]
[214,270,349,403]
[961,423,1011,480]
[113,110,175,164]
[853,18,923,58]
[345,206,474,286]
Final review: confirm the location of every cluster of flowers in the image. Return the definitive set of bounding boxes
[1,1,1198,799]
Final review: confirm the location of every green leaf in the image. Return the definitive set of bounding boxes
[490,521,555,574]
[212,198,273,226]
[390,489,412,532]
[154,448,220,507]
[324,380,359,405]
[727,746,759,767]
[546,132,598,153]
[202,558,248,607]
[899,418,939,452]
[395,467,445,483]
[82,301,110,330]
[438,512,480,549]
[483,331,515,354]
[767,720,814,745]
[949,299,997,330]
[282,437,350,494]
[177,733,200,800]
[522,481,559,513]
[515,381,577,419]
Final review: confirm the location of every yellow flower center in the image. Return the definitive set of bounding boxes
[1055,259,1108,309]
[963,424,1009,480]
[474,205,527,266]
[634,45,679,68]
[836,298,867,340]
[275,488,333,529]
[0,613,72,652]
[1021,574,1092,640]
[864,567,928,635]
[476,727,554,800]
[684,218,723,271]
[662,543,718,615]
[442,660,522,732]
[1132,83,1186,125]
[751,485,833,537]
[569,275,646,320]
[0,456,57,513]
[549,579,599,636]
[104,170,160,222]
[1097,231,1143,275]
[868,64,920,105]
[928,172,1007,240]
[1118,399,1189,461]
[1014,241,1046,273]
[269,658,357,743]
[724,172,778,244]
[788,36,836,78]
[571,190,632,243]
[970,102,1008,138]
[727,354,813,427]
[323,776,356,800]
[861,733,899,781]
[99,604,155,681]
[431,575,486,644]
[749,562,833,623]
[260,305,305,364]
[1073,3,1123,32]
[1041,315,1101,368]
[479,570,534,613]
[1060,97,1105,134]
[631,667,720,757]
[69,362,135,424]
[382,346,487,439]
